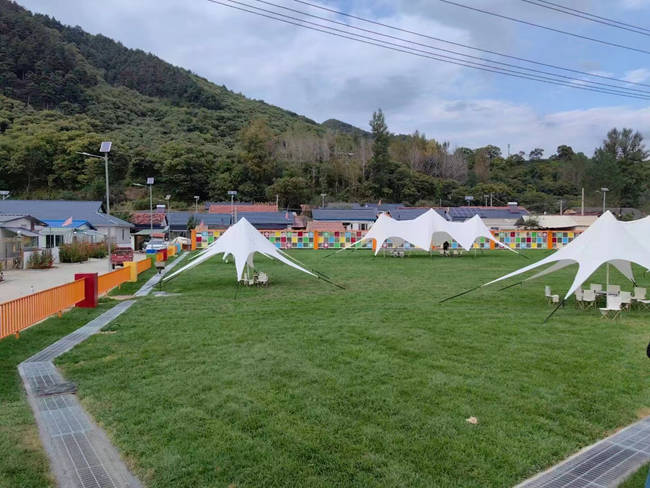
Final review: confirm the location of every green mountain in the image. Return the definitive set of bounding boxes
[0,0,326,207]
[321,119,371,138]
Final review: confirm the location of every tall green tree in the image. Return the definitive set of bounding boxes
[367,109,394,199]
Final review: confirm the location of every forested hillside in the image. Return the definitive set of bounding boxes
[0,0,648,214]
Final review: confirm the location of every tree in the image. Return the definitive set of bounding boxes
[367,109,395,198]
[598,128,648,162]
[528,148,544,160]
[594,128,648,207]
[555,145,575,161]
[266,176,310,210]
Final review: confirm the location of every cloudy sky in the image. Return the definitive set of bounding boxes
[16,0,650,156]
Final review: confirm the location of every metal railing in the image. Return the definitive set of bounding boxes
[0,279,85,339]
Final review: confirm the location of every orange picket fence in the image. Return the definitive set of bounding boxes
[97,266,131,296]
[0,279,85,339]
[0,254,161,341]
[137,258,152,274]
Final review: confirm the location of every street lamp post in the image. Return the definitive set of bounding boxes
[165,194,171,213]
[600,187,609,214]
[146,177,154,234]
[227,190,238,223]
[78,142,112,271]
[194,196,200,215]
[320,193,327,208]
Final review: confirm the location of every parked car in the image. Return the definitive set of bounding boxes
[145,238,168,253]
[110,247,134,269]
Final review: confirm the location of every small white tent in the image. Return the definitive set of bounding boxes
[482,211,650,300]
[445,214,514,252]
[165,217,316,282]
[342,209,513,255]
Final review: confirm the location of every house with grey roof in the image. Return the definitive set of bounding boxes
[235,212,293,230]
[311,208,377,230]
[446,205,529,229]
[0,200,133,247]
[167,212,231,237]
[0,214,46,268]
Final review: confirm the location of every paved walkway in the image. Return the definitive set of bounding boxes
[516,416,650,488]
[1,253,148,303]
[18,253,187,488]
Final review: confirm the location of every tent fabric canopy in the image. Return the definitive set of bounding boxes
[165,218,316,282]
[345,209,514,255]
[483,211,650,300]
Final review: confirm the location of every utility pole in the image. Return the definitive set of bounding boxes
[490,193,493,207]
[581,188,584,216]
[559,199,563,215]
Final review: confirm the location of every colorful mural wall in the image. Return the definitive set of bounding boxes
[193,229,580,251]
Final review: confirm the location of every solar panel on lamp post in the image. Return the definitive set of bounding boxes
[0,190,9,200]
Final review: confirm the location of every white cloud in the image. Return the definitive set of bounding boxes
[623,68,650,83]
[395,100,650,156]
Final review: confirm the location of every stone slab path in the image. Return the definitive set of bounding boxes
[18,253,187,488]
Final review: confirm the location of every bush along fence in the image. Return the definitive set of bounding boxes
[0,250,173,341]
[191,229,581,251]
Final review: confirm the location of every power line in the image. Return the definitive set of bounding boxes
[207,0,650,100]
[519,0,650,37]
[530,0,650,34]
[248,0,650,96]
[290,0,650,89]
[439,0,650,55]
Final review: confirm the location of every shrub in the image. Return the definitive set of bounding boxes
[59,242,89,263]
[59,241,110,262]
[27,249,54,269]
[87,242,108,258]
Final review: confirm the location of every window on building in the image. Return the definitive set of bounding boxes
[46,235,64,248]
[122,228,125,240]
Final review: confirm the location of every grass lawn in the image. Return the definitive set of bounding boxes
[56,250,650,487]
[620,463,649,487]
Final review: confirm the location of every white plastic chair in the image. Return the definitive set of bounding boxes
[582,289,596,309]
[599,295,622,319]
[632,287,648,309]
[574,288,584,308]
[620,291,632,310]
[590,283,603,293]
[257,272,269,286]
[606,284,620,296]
[545,285,559,304]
